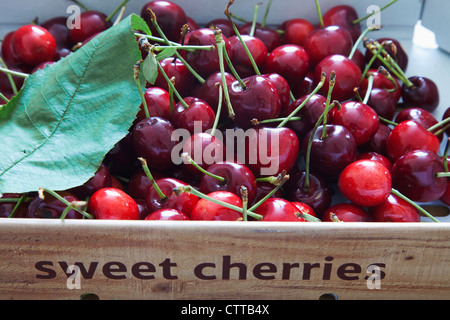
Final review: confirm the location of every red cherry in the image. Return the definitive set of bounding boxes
[1,31,23,67]
[206,18,235,38]
[127,167,165,200]
[88,188,140,220]
[322,203,373,222]
[41,16,74,56]
[322,5,362,43]
[145,208,190,220]
[255,198,304,222]
[369,194,420,222]
[229,34,268,78]
[279,18,315,46]
[359,123,392,156]
[401,76,440,113]
[395,107,442,141]
[364,88,397,121]
[291,201,316,221]
[356,151,392,171]
[190,191,242,221]
[263,73,291,112]
[12,25,57,67]
[171,97,216,135]
[69,10,111,44]
[250,181,284,207]
[239,22,281,52]
[136,87,172,122]
[154,57,195,98]
[338,159,392,207]
[69,163,112,199]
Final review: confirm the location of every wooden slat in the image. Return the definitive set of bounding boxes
[0,219,449,300]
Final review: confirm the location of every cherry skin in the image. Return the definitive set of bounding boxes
[359,123,392,157]
[250,181,285,207]
[291,201,316,221]
[0,193,28,218]
[330,101,380,146]
[88,188,140,220]
[145,177,199,218]
[144,208,190,220]
[262,44,310,89]
[141,0,187,42]
[322,5,362,43]
[302,124,357,180]
[229,34,268,78]
[293,71,315,98]
[356,151,392,171]
[103,133,137,177]
[206,18,235,38]
[263,73,291,113]
[41,16,73,59]
[131,116,178,171]
[322,203,373,222]
[390,150,447,203]
[228,75,281,129]
[385,120,440,162]
[27,191,82,219]
[401,76,440,113]
[69,163,112,199]
[303,25,353,69]
[364,88,397,121]
[1,31,23,68]
[154,57,195,98]
[395,107,442,141]
[69,10,111,44]
[171,97,216,135]
[338,159,392,207]
[239,22,281,52]
[127,167,165,200]
[136,87,172,122]
[255,198,304,222]
[442,107,450,136]
[369,193,420,222]
[314,54,362,102]
[12,25,57,67]
[279,18,315,46]
[190,191,242,221]
[200,161,257,205]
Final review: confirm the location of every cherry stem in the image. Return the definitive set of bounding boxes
[443,137,450,172]
[7,194,25,218]
[0,92,10,104]
[106,0,129,22]
[133,61,150,118]
[214,29,235,119]
[298,212,322,222]
[38,188,93,219]
[255,173,287,186]
[222,40,246,88]
[152,44,215,51]
[329,212,342,222]
[348,26,377,60]
[436,172,450,178]
[168,77,175,114]
[138,157,167,201]
[230,13,248,23]
[362,39,385,79]
[362,74,374,105]
[180,152,226,182]
[277,72,326,128]
[261,0,273,29]
[0,56,18,94]
[71,0,90,11]
[156,60,189,109]
[379,116,397,127]
[0,66,29,79]
[240,186,249,221]
[428,116,450,134]
[248,171,289,212]
[352,0,399,25]
[251,116,302,126]
[173,185,263,220]
[249,3,262,37]
[112,5,127,26]
[314,0,324,28]
[376,66,398,93]
[210,82,223,137]
[321,71,336,139]
[390,188,440,223]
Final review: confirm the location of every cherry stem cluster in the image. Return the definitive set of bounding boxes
[38,188,92,219]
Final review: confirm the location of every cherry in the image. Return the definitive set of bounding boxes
[359,68,401,102]
[255,198,304,222]
[250,181,284,207]
[314,54,362,102]
[365,37,408,72]
[0,193,28,218]
[350,49,366,72]
[356,151,392,171]
[184,28,232,78]
[293,71,315,98]
[141,0,187,42]
[442,107,450,136]
[154,57,195,99]
[228,34,268,78]
[263,73,291,112]
[338,159,392,207]
[279,18,315,46]
[322,203,373,222]
[136,87,172,122]
[103,133,137,177]
[322,5,362,43]
[135,198,150,219]
[390,150,447,203]
[88,188,140,220]
[199,161,257,205]
[190,191,242,221]
[144,208,190,220]
[262,44,310,89]
[359,123,391,156]
[131,116,178,171]
[69,163,112,199]
[12,25,57,67]
[127,167,165,200]
[303,25,353,68]
[41,16,73,59]
[401,76,440,113]
[395,107,443,141]
[364,88,397,121]
[238,22,281,52]
[1,31,23,68]
[171,97,216,135]
[291,201,316,221]
[69,10,111,44]
[206,18,235,38]
[385,120,440,162]
[369,193,420,222]
[27,191,82,219]
[330,101,380,146]
[228,75,281,129]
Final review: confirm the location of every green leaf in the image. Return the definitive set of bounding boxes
[131,13,152,36]
[0,14,145,194]
[156,47,177,61]
[142,52,158,85]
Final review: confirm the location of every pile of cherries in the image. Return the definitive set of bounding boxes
[1,0,449,223]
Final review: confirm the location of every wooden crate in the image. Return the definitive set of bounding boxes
[0,219,449,300]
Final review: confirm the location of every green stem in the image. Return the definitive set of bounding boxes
[321,71,336,139]
[215,30,235,119]
[230,13,249,23]
[181,153,226,182]
[379,116,398,126]
[8,194,25,218]
[428,116,450,134]
[138,157,167,200]
[443,138,450,173]
[277,73,326,128]
[222,41,246,89]
[156,61,189,109]
[352,0,399,25]
[133,62,150,118]
[348,26,374,60]
[253,116,302,126]
[210,83,223,137]
[153,44,215,51]
[0,66,29,79]
[248,172,289,212]
[240,186,249,221]
[261,0,273,28]
[436,172,450,178]
[362,40,385,79]
[314,0,324,28]
[0,92,10,104]
[40,188,93,219]
[390,188,440,223]
[106,0,129,22]
[362,74,374,105]
[249,3,261,37]
[71,0,90,11]
[0,56,18,94]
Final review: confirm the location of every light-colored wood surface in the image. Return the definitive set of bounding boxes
[0,219,448,300]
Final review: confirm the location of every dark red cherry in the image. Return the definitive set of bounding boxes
[145,177,198,218]
[103,133,137,177]
[27,191,82,219]
[401,76,440,113]
[390,150,447,203]
[69,163,112,199]
[69,10,111,44]
[350,49,366,72]
[145,208,190,220]
[136,87,172,122]
[127,167,165,200]
[12,24,57,67]
[1,31,23,67]
[88,188,140,220]
[365,37,408,72]
[369,193,420,222]
[154,57,195,98]
[0,193,28,218]
[338,159,392,207]
[395,107,442,141]
[200,161,257,205]
[356,151,392,171]
[171,97,216,135]
[262,44,310,89]
[250,181,284,207]
[190,191,242,221]
[365,88,397,121]
[359,123,392,156]
[442,107,450,136]
[303,25,353,68]
[229,35,268,78]
[141,0,187,42]
[279,18,315,46]
[206,18,235,38]
[322,203,373,222]
[330,101,380,145]
[228,75,281,129]
[239,22,281,52]
[132,116,178,171]
[314,54,362,102]
[256,198,304,222]
[41,16,73,53]
[359,69,401,102]
[385,120,440,162]
[302,124,357,180]
[292,71,315,99]
[263,73,291,112]
[322,5,362,43]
